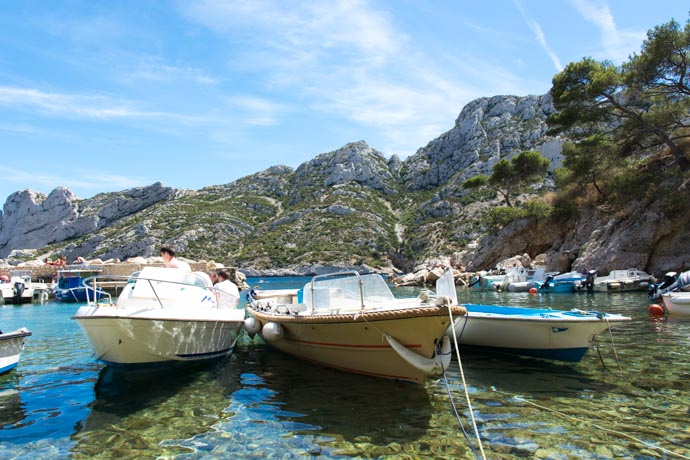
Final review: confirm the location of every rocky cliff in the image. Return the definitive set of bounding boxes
[1,93,687,277]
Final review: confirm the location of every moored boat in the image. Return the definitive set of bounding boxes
[593,268,655,292]
[661,292,690,316]
[533,270,592,293]
[448,304,631,362]
[0,327,32,374]
[0,270,50,305]
[245,270,466,384]
[54,265,108,303]
[72,267,245,367]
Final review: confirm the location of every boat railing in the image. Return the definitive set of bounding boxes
[81,273,221,309]
[81,275,115,305]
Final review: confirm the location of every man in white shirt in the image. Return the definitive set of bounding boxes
[215,269,240,308]
[160,246,191,271]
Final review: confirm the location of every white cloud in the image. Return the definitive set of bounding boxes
[514,0,563,71]
[570,0,646,62]
[0,165,151,197]
[229,96,288,126]
[128,60,218,85]
[179,1,492,155]
[0,86,212,124]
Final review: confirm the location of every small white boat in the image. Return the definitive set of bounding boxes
[448,304,631,362]
[0,270,50,304]
[0,327,32,374]
[245,270,466,384]
[468,270,505,291]
[593,269,655,292]
[504,267,553,292]
[72,267,245,367]
[661,292,690,316]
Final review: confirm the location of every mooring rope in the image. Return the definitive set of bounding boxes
[446,306,486,459]
[604,316,623,373]
[440,355,481,459]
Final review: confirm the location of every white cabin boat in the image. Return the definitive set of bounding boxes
[0,270,50,304]
[593,269,655,292]
[72,267,245,367]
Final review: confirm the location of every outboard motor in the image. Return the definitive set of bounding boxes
[539,274,554,290]
[649,271,678,301]
[583,270,596,293]
[13,281,25,301]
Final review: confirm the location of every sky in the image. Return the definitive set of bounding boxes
[0,0,687,204]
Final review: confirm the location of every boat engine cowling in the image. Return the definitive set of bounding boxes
[243,317,261,338]
[262,322,284,342]
[13,282,25,299]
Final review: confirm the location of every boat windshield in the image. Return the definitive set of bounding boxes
[302,273,395,310]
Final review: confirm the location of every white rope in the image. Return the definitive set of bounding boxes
[604,316,623,372]
[447,306,486,459]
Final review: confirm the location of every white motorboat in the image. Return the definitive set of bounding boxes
[245,270,466,384]
[0,270,50,304]
[661,292,690,316]
[448,304,631,362]
[72,267,245,367]
[593,268,655,292]
[0,327,32,374]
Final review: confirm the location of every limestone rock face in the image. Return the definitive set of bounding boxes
[293,141,398,196]
[403,94,558,191]
[0,182,173,258]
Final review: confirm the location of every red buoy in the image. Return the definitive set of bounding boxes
[529,287,537,294]
[649,304,665,316]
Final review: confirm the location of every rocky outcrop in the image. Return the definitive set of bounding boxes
[0,183,174,258]
[403,94,561,191]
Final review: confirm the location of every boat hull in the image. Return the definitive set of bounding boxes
[73,306,244,366]
[248,305,461,384]
[54,287,107,303]
[0,328,31,374]
[593,280,651,292]
[449,304,630,362]
[662,292,690,316]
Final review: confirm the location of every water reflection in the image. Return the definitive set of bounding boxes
[0,388,24,428]
[162,343,435,459]
[455,350,614,396]
[71,358,245,458]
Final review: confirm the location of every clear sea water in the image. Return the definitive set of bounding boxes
[0,276,688,459]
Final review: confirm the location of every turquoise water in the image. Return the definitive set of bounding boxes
[0,277,688,459]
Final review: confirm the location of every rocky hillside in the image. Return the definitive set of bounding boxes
[1,92,688,277]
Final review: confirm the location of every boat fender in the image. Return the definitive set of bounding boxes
[384,334,444,376]
[39,291,49,304]
[244,317,261,338]
[648,304,665,316]
[262,322,283,342]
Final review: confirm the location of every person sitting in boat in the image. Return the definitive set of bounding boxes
[72,256,88,264]
[159,246,191,271]
[208,270,219,285]
[215,269,240,308]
